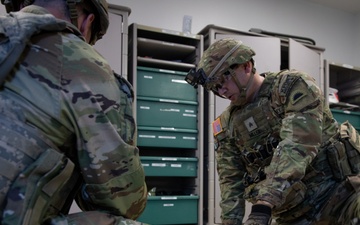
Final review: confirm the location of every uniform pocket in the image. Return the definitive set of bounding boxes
[273,181,307,215]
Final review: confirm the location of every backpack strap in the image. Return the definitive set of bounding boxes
[0,11,68,85]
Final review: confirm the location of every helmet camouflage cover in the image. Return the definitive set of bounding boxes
[198,38,256,91]
[0,0,109,43]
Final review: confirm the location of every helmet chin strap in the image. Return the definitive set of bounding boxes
[228,68,255,106]
[66,0,79,28]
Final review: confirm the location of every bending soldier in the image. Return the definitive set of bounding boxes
[186,37,360,225]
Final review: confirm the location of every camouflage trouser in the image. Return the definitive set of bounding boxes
[49,211,150,225]
[274,175,360,225]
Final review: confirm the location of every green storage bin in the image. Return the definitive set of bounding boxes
[137,96,198,130]
[141,156,198,177]
[137,66,197,101]
[331,109,360,131]
[137,195,199,225]
[137,126,197,149]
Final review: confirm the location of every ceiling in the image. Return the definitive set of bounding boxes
[304,0,360,14]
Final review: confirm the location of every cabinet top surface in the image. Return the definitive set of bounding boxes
[198,24,325,51]
[328,61,360,72]
[109,4,131,15]
[131,23,202,40]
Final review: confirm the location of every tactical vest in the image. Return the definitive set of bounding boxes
[0,10,82,225]
[0,108,80,225]
[214,72,283,181]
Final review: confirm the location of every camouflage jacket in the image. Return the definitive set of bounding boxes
[214,70,338,224]
[0,5,147,224]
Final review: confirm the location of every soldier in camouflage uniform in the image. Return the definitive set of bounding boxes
[185,38,360,225]
[0,0,148,224]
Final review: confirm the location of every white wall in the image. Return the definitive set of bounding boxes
[1,0,357,66]
[108,0,359,67]
[356,13,360,61]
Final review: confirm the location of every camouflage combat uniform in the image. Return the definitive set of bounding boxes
[0,6,147,225]
[214,70,360,225]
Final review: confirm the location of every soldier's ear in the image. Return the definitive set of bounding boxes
[243,61,252,73]
[78,13,95,44]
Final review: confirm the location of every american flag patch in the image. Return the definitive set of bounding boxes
[212,117,223,136]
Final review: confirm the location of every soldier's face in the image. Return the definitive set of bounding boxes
[217,65,250,103]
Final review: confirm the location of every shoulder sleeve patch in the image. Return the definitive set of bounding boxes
[212,117,223,136]
[290,91,307,105]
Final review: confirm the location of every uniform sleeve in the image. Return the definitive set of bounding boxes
[215,111,247,225]
[73,83,147,219]
[255,72,324,208]
[61,40,147,220]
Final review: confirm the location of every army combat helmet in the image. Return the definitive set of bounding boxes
[1,0,109,44]
[185,38,256,104]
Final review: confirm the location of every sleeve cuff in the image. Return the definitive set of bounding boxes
[251,204,272,216]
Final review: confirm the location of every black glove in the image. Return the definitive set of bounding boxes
[243,204,272,225]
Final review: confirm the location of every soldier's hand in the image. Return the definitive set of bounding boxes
[243,205,272,225]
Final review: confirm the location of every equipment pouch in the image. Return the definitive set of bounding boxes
[2,148,75,225]
[340,121,360,173]
[327,138,352,181]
